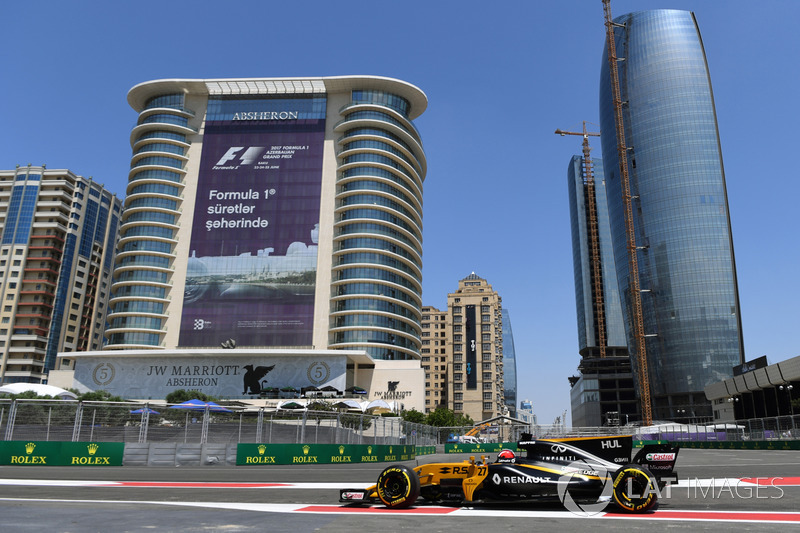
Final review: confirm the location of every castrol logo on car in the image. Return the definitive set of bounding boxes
[646,452,676,461]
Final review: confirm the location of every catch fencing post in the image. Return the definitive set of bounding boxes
[72,402,83,442]
[3,400,18,441]
[256,408,264,443]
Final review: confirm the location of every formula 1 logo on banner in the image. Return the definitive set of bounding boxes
[215,147,266,167]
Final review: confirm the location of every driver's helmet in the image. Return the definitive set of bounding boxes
[498,449,516,460]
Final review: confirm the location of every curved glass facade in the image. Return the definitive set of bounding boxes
[331,90,426,360]
[107,99,191,348]
[599,10,743,418]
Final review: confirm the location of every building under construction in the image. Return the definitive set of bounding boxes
[566,152,638,426]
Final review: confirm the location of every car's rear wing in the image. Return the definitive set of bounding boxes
[632,442,680,476]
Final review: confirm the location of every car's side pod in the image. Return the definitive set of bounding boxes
[632,443,680,488]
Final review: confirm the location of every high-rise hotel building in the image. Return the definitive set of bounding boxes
[0,165,120,384]
[599,11,743,420]
[56,77,428,406]
[445,273,505,422]
[107,76,426,357]
[420,305,448,413]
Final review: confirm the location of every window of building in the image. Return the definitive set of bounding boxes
[483,402,492,411]
[454,383,463,391]
[454,373,463,382]
[454,393,463,401]
[3,306,10,312]
[481,324,491,332]
[453,344,462,352]
[483,363,492,370]
[453,325,462,332]
[481,314,490,322]
[483,372,492,381]
[482,343,491,351]
[1,317,9,324]
[453,316,462,323]
[454,353,462,362]
[483,392,492,400]
[454,363,462,372]
[482,297,488,302]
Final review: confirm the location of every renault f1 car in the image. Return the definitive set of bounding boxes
[339,435,678,513]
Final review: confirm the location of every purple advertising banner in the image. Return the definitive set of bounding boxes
[179,112,325,347]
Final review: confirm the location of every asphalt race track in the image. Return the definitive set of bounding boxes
[2,448,800,532]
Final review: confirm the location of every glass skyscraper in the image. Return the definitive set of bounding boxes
[599,10,744,421]
[567,155,637,426]
[501,309,517,417]
[567,156,627,357]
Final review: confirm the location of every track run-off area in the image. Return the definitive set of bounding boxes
[2,449,800,531]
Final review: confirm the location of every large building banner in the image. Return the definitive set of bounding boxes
[180,96,326,347]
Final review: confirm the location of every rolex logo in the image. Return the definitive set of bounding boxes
[302,445,310,455]
[367,446,373,454]
[25,442,36,454]
[258,445,267,455]
[339,445,345,454]
[389,446,393,453]
[87,443,99,456]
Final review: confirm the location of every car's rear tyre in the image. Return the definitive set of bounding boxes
[376,465,420,509]
[612,465,658,513]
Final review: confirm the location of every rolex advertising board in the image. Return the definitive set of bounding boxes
[72,354,346,399]
[236,443,416,465]
[0,441,124,466]
[179,95,327,347]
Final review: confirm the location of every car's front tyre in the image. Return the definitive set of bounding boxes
[376,465,420,509]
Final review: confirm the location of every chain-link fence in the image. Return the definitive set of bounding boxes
[5,399,796,445]
[0,399,439,445]
[630,416,800,441]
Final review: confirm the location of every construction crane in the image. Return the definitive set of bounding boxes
[602,0,653,425]
[555,122,607,359]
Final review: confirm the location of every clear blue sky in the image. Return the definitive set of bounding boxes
[2,1,798,425]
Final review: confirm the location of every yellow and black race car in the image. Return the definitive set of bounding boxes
[339,434,678,513]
